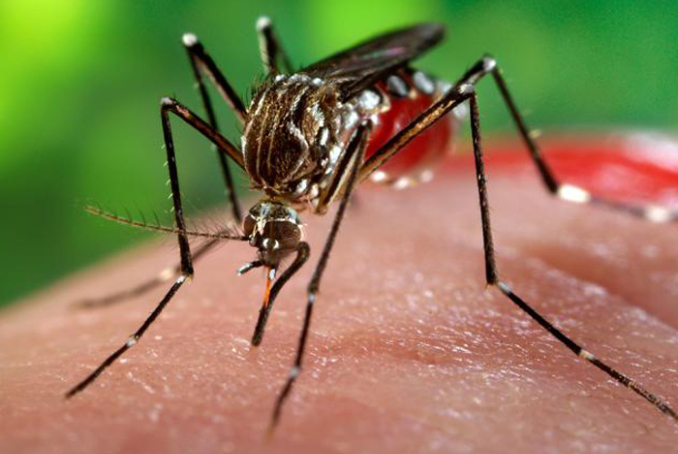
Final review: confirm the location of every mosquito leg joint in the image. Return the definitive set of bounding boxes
[482,55,497,73]
[578,349,595,361]
[182,33,199,48]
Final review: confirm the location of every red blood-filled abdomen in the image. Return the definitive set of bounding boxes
[365,81,456,184]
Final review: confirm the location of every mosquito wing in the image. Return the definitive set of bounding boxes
[300,23,444,101]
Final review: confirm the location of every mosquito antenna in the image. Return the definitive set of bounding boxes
[84,205,245,241]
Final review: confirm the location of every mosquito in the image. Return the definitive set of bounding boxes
[65,18,678,432]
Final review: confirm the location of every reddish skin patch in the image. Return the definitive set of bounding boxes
[451,133,678,207]
[365,75,455,179]
[1,134,678,453]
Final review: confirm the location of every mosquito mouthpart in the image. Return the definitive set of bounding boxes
[262,266,277,310]
[237,261,263,275]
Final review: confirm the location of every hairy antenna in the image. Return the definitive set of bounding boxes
[84,205,245,241]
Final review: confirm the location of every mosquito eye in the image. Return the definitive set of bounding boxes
[263,220,301,250]
[243,214,256,236]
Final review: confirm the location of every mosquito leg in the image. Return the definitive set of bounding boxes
[455,55,678,223]
[316,121,371,212]
[256,16,293,75]
[74,99,244,309]
[364,82,677,421]
[183,34,244,222]
[250,123,369,347]
[79,37,246,309]
[462,86,678,421]
[66,274,189,398]
[75,233,224,309]
[268,123,371,433]
[156,97,244,165]
[181,34,247,124]
[66,96,204,397]
[250,242,311,346]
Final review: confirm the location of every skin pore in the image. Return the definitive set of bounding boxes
[1,138,677,453]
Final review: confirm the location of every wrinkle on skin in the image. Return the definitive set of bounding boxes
[1,138,678,453]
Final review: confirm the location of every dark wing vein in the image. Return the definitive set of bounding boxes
[299,23,445,102]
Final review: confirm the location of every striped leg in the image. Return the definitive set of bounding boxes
[256,16,293,75]
[183,32,246,222]
[454,55,678,223]
[360,82,677,423]
[76,37,249,309]
[268,124,372,434]
[66,97,227,397]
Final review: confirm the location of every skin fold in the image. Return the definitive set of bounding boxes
[1,137,677,453]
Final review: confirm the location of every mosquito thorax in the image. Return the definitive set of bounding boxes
[241,73,343,201]
[243,200,303,265]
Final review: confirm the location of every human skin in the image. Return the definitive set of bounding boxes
[1,136,678,453]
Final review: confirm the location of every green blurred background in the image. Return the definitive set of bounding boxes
[1,0,677,308]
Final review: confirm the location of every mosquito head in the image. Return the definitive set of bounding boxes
[241,200,303,268]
